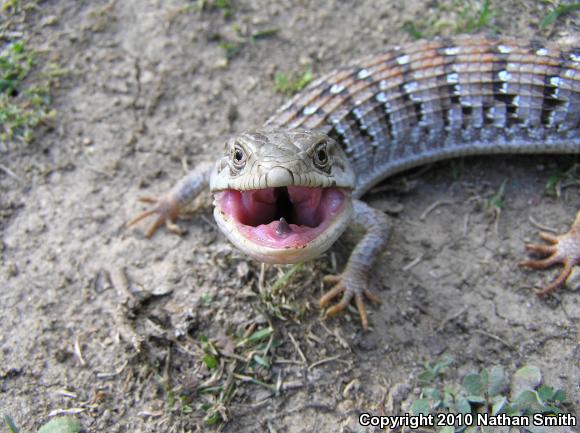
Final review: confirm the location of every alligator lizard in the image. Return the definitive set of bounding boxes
[129,35,580,330]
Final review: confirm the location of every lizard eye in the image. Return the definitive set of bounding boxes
[313,142,330,170]
[232,145,246,168]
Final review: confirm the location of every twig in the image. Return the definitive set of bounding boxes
[308,355,343,370]
[74,336,86,366]
[259,262,266,293]
[437,306,468,331]
[54,389,78,398]
[476,329,515,350]
[0,163,24,183]
[320,322,350,349]
[402,254,423,271]
[288,332,308,364]
[463,209,471,236]
[420,200,454,220]
[528,215,558,233]
[96,360,128,379]
[47,408,85,417]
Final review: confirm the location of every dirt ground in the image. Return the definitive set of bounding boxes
[1,1,579,432]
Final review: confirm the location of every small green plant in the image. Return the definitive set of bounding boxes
[400,0,496,40]
[429,0,496,35]
[0,41,34,95]
[411,358,569,433]
[216,26,279,62]
[418,353,455,385]
[402,21,424,39]
[456,0,493,33]
[250,27,279,41]
[540,3,580,29]
[0,41,56,148]
[3,414,20,433]
[544,163,579,198]
[485,179,507,213]
[2,0,20,13]
[193,0,234,18]
[215,26,278,62]
[218,40,243,60]
[274,67,314,96]
[165,325,279,427]
[483,179,507,232]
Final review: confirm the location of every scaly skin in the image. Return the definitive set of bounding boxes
[129,36,580,330]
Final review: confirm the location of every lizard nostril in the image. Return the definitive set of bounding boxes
[266,166,294,188]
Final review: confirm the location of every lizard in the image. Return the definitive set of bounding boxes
[128,35,580,330]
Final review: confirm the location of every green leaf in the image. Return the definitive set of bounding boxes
[455,395,472,414]
[503,401,520,416]
[253,354,270,368]
[202,354,218,369]
[513,390,542,412]
[38,417,81,433]
[247,326,274,343]
[423,387,442,402]
[205,411,222,426]
[466,395,486,404]
[433,354,455,373]
[512,365,541,397]
[418,370,437,384]
[442,389,455,409]
[536,385,554,402]
[542,405,562,414]
[491,395,507,415]
[410,398,430,415]
[251,28,279,40]
[552,389,566,402]
[3,415,20,433]
[487,366,507,397]
[463,373,483,396]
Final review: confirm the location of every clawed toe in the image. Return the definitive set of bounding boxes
[137,196,159,204]
[539,231,559,244]
[525,243,556,255]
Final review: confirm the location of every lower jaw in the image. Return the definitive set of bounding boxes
[212,198,354,264]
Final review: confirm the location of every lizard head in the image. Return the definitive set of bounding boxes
[209,130,356,263]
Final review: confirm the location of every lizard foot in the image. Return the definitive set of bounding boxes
[319,274,381,331]
[127,194,183,238]
[519,211,580,297]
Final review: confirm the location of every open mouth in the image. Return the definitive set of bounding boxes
[214,186,349,250]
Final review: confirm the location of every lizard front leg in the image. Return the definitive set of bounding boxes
[320,200,391,330]
[127,162,214,237]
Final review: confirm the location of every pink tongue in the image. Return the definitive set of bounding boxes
[250,220,319,246]
[287,186,322,226]
[221,190,277,226]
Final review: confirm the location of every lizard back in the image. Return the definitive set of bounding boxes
[264,35,580,196]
